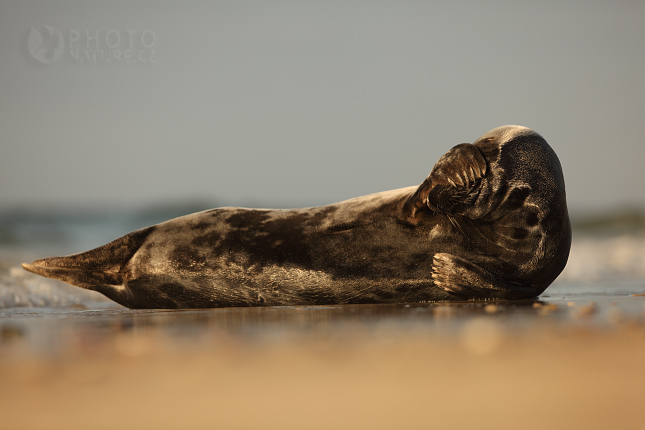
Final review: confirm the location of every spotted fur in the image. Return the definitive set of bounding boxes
[23,126,571,309]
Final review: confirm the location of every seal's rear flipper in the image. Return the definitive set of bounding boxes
[432,253,539,300]
[22,258,121,289]
[21,226,155,301]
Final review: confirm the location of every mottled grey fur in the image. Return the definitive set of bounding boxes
[23,125,571,309]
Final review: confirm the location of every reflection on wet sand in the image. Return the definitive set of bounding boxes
[1,300,543,357]
[1,294,645,429]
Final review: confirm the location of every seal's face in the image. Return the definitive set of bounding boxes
[22,125,571,309]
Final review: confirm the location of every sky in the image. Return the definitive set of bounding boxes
[1,0,644,214]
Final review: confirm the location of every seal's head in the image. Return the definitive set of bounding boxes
[402,125,570,294]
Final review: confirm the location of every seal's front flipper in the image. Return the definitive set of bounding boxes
[432,253,538,300]
[402,143,487,223]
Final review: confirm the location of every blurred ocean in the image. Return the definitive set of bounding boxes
[1,204,644,310]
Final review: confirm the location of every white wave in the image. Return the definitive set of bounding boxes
[558,234,645,282]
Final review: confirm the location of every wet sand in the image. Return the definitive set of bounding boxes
[1,284,645,430]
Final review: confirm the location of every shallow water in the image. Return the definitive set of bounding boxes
[1,292,644,360]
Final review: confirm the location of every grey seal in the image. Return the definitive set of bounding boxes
[22,125,571,309]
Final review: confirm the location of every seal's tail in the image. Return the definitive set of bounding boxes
[21,226,156,291]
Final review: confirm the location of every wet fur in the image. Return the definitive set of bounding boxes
[23,126,571,309]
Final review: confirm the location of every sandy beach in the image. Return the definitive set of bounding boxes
[2,279,644,430]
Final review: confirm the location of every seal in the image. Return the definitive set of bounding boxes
[22,125,571,309]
